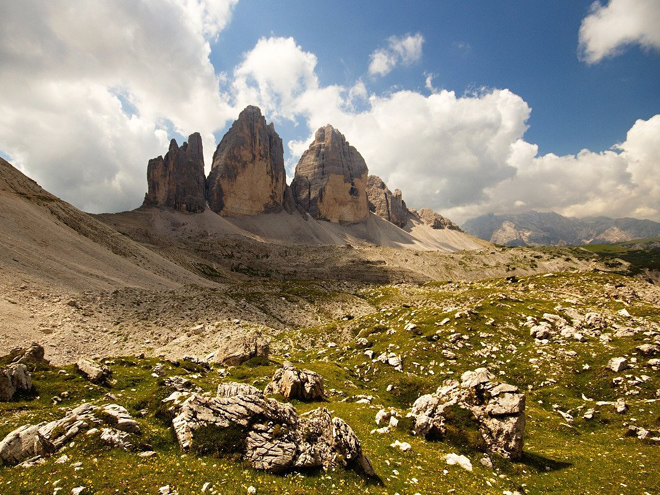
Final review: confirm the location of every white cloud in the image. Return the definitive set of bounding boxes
[232,37,320,122]
[232,35,660,224]
[368,33,424,77]
[0,0,237,212]
[579,0,660,63]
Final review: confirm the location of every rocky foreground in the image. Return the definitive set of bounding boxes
[1,270,659,494]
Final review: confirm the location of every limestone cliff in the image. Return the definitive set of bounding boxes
[366,175,409,228]
[291,125,369,223]
[411,208,462,231]
[143,133,206,213]
[207,106,287,216]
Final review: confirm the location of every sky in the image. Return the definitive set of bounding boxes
[0,0,659,224]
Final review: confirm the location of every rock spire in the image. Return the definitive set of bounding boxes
[143,133,206,212]
[291,125,369,223]
[206,106,288,216]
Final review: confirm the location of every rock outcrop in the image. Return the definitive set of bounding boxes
[410,368,525,459]
[291,125,369,223]
[0,364,32,401]
[6,342,48,368]
[172,392,374,475]
[207,106,288,216]
[264,362,324,401]
[143,133,206,213]
[366,175,409,227]
[212,332,269,366]
[76,358,112,384]
[217,381,263,398]
[411,208,461,231]
[0,403,141,465]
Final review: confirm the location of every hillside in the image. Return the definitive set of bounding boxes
[463,211,660,246]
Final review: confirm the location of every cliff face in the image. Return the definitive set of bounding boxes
[291,125,369,223]
[411,208,462,231]
[366,175,409,228]
[206,106,287,216]
[143,133,206,213]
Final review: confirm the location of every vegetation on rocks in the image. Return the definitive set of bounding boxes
[2,265,660,494]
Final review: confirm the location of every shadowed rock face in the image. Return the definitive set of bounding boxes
[207,106,287,216]
[291,125,369,223]
[366,175,409,228]
[143,133,206,213]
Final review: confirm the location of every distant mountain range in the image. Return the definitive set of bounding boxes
[462,211,660,246]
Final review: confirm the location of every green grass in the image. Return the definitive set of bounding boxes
[2,271,660,494]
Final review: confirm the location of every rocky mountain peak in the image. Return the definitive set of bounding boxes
[206,105,288,216]
[411,208,462,231]
[143,132,206,213]
[366,175,409,228]
[291,125,369,223]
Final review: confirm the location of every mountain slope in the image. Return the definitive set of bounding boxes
[0,157,211,291]
[462,211,660,246]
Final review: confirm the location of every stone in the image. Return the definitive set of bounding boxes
[99,404,140,434]
[164,376,195,392]
[410,208,461,230]
[637,344,660,356]
[366,175,409,227]
[76,358,112,384]
[291,125,369,223]
[172,393,374,475]
[530,323,552,340]
[217,382,263,398]
[9,342,48,367]
[615,398,628,414]
[410,368,525,459]
[0,425,53,466]
[99,427,134,450]
[0,363,32,401]
[390,440,412,452]
[264,362,324,401]
[0,401,143,466]
[143,133,206,212]
[212,332,269,367]
[445,453,472,471]
[607,357,629,372]
[207,106,288,216]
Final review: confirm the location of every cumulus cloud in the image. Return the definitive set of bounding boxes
[579,0,660,63]
[368,33,424,77]
[1,9,657,226]
[232,35,660,224]
[0,0,237,212]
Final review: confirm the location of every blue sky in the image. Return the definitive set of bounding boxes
[218,0,658,156]
[0,0,659,223]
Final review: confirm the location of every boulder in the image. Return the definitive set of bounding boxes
[100,428,134,450]
[410,368,526,459]
[207,106,288,216]
[410,208,461,231]
[366,175,409,227]
[99,404,141,434]
[76,358,112,384]
[217,382,263,398]
[143,133,206,213]
[0,424,53,466]
[8,342,48,367]
[264,362,324,401]
[172,393,374,475]
[0,402,141,465]
[291,125,369,223]
[213,332,269,366]
[0,363,33,401]
[607,357,629,373]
